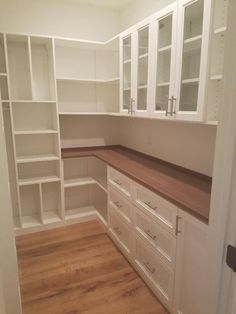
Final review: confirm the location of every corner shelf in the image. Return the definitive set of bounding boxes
[158,45,171,53]
[182,78,199,85]
[42,211,62,224]
[14,129,58,135]
[18,176,61,186]
[57,77,119,83]
[64,177,96,188]
[16,154,60,163]
[65,206,96,220]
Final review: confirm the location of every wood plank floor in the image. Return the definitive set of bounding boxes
[16,220,168,314]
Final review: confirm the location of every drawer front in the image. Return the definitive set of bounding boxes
[133,182,177,234]
[134,235,174,306]
[134,208,176,268]
[108,186,132,223]
[108,167,132,199]
[109,210,132,255]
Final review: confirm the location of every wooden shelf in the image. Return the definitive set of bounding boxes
[210,74,223,81]
[138,85,147,89]
[64,177,96,188]
[157,82,170,87]
[123,59,131,64]
[14,129,58,135]
[184,35,202,44]
[158,45,171,53]
[0,73,7,76]
[182,78,199,85]
[16,154,60,163]
[59,112,121,116]
[214,26,227,35]
[18,176,60,186]
[43,211,62,224]
[21,215,41,228]
[139,53,148,60]
[65,206,96,220]
[57,77,119,83]
[11,100,56,103]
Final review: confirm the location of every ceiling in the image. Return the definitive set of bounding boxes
[68,0,133,9]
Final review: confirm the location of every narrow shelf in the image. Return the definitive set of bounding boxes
[14,129,58,135]
[43,211,62,224]
[210,74,223,81]
[214,26,227,35]
[11,100,56,103]
[139,53,148,60]
[157,82,170,87]
[65,206,96,220]
[184,35,202,44]
[21,215,41,228]
[18,176,60,186]
[64,177,96,188]
[0,73,7,77]
[57,77,119,83]
[138,84,147,89]
[158,45,171,53]
[16,154,60,163]
[182,78,199,85]
[59,112,121,116]
[123,59,131,64]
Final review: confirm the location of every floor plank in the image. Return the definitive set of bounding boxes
[16,220,168,314]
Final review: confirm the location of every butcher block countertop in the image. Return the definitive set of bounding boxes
[62,145,212,223]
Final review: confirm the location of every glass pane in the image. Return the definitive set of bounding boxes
[122,35,131,110]
[137,26,149,110]
[184,0,204,39]
[155,15,172,112]
[180,0,203,112]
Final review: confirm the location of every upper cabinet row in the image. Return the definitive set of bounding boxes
[120,0,228,122]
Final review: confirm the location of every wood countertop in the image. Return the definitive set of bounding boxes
[62,146,212,223]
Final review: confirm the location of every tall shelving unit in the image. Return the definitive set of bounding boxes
[206,0,229,123]
[1,33,63,229]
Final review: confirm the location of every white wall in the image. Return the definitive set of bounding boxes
[120,0,176,30]
[60,116,120,148]
[0,0,121,41]
[119,118,217,176]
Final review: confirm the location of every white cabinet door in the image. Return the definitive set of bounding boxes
[174,0,212,121]
[150,3,178,119]
[173,209,209,314]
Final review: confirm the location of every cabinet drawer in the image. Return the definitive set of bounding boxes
[108,167,132,199]
[108,186,132,223]
[134,208,176,268]
[109,210,132,255]
[134,235,174,307]
[133,182,178,234]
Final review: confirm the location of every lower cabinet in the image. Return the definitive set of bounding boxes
[107,166,209,314]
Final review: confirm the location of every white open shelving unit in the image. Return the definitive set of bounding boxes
[55,37,120,115]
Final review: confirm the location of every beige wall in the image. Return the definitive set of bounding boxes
[60,116,217,176]
[0,0,121,41]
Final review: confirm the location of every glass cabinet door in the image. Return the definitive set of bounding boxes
[122,35,132,112]
[155,14,174,116]
[176,0,206,120]
[136,26,149,114]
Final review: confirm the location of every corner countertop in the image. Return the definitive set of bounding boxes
[62,145,212,223]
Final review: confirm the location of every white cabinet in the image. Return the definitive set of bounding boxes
[120,20,152,117]
[107,166,209,313]
[173,209,208,314]
[120,0,213,122]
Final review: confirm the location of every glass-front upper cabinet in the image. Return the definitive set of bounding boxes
[121,34,132,114]
[175,0,210,121]
[150,3,178,119]
[136,25,150,116]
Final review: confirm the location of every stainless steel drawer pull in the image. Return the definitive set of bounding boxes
[175,215,182,236]
[114,227,122,236]
[114,201,122,209]
[113,179,122,186]
[144,201,157,211]
[145,229,157,241]
[144,261,155,274]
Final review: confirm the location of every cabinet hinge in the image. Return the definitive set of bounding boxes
[226,245,236,272]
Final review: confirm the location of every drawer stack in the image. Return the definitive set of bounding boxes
[107,166,178,310]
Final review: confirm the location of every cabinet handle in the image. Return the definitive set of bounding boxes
[144,201,157,211]
[165,98,172,116]
[130,98,135,114]
[114,201,122,209]
[171,96,177,116]
[144,261,156,274]
[175,215,182,236]
[114,227,122,236]
[113,179,122,186]
[145,229,157,241]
